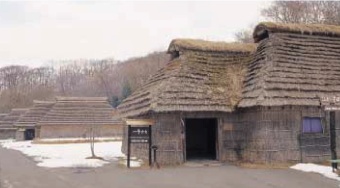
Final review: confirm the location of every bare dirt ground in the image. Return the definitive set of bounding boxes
[0,146,338,188]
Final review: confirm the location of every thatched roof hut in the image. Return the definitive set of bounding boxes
[0,114,7,122]
[239,22,340,107]
[0,109,27,129]
[38,97,119,126]
[15,100,55,128]
[253,22,340,42]
[35,97,123,139]
[118,24,340,165]
[118,39,256,117]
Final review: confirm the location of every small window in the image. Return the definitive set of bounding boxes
[302,117,323,133]
[170,51,180,60]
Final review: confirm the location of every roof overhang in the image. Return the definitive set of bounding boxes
[124,119,155,126]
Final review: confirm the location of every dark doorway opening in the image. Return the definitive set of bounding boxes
[185,118,217,160]
[24,129,35,140]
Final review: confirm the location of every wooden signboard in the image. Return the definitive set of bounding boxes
[325,106,340,111]
[320,96,340,111]
[130,127,150,143]
[321,96,340,103]
[125,119,154,168]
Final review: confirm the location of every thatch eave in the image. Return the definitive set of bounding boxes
[119,39,254,118]
[254,22,340,43]
[168,38,257,54]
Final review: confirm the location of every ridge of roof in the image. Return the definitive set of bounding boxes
[168,38,257,53]
[55,97,108,102]
[254,22,340,42]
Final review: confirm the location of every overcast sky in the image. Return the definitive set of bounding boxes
[0,1,269,67]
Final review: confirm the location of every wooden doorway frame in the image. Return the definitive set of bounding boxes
[183,118,219,161]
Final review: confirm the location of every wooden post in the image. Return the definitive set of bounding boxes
[330,111,337,169]
[149,125,152,166]
[127,125,131,168]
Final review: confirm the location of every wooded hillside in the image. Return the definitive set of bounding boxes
[0,51,169,112]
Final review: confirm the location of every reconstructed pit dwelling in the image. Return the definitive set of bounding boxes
[0,109,27,139]
[0,97,123,141]
[37,97,122,139]
[118,22,340,165]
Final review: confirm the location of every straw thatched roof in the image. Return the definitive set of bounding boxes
[169,38,257,53]
[239,22,340,107]
[254,22,340,42]
[38,97,120,126]
[0,109,28,129]
[118,39,256,118]
[0,114,7,121]
[15,101,55,127]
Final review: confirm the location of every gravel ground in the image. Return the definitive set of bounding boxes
[0,146,338,188]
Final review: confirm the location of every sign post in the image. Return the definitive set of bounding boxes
[320,96,340,169]
[127,125,131,168]
[126,119,154,168]
[148,125,152,166]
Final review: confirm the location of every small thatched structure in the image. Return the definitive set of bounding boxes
[233,22,340,163]
[253,22,340,42]
[119,23,340,165]
[37,97,123,139]
[119,39,256,117]
[0,109,27,139]
[0,114,7,122]
[15,101,55,140]
[241,22,340,107]
[118,39,256,165]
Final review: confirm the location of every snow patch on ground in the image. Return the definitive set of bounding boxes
[0,139,15,143]
[119,158,144,168]
[37,137,122,142]
[0,140,143,168]
[291,163,340,181]
[1,179,14,188]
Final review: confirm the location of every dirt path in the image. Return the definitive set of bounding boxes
[0,146,338,188]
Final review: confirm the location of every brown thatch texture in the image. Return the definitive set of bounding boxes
[254,22,340,42]
[0,109,28,128]
[0,114,7,121]
[118,39,255,118]
[239,23,340,107]
[38,97,120,126]
[168,38,257,53]
[15,101,55,127]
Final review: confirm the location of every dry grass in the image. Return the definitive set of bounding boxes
[169,38,257,53]
[15,101,55,127]
[37,97,121,126]
[225,63,249,107]
[0,108,28,128]
[119,39,255,117]
[256,22,340,37]
[55,96,108,102]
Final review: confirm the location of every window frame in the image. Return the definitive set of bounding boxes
[301,117,324,134]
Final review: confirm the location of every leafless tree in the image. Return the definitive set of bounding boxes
[235,29,253,43]
[0,51,168,112]
[235,1,340,43]
[88,125,98,158]
[262,1,340,25]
